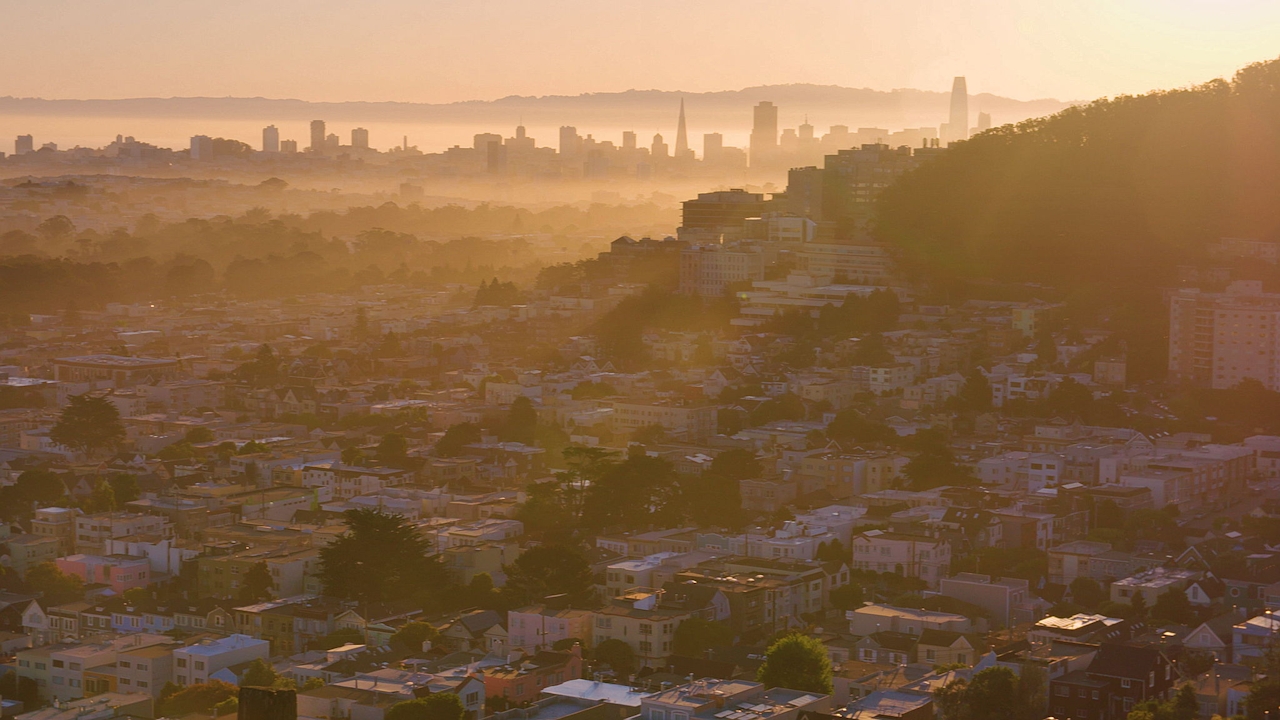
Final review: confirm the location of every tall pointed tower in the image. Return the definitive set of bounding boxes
[675,98,690,158]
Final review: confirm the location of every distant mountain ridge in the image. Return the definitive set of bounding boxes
[0,85,1076,133]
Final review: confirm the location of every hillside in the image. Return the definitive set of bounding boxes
[875,57,1280,294]
[0,85,1072,137]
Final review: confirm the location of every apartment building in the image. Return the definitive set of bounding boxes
[56,555,152,594]
[74,512,172,554]
[610,400,716,441]
[591,590,695,667]
[173,634,269,686]
[197,546,321,599]
[1168,282,1280,390]
[508,605,594,654]
[679,244,765,297]
[31,507,78,554]
[851,530,950,589]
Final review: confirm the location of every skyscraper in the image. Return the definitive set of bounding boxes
[622,131,637,151]
[675,99,691,160]
[310,120,326,153]
[977,112,992,133]
[750,101,778,168]
[651,133,669,159]
[352,127,369,149]
[560,126,582,156]
[948,77,969,145]
[262,125,280,153]
[703,133,723,164]
[15,135,34,155]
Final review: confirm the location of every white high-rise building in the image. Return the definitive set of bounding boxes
[946,77,969,145]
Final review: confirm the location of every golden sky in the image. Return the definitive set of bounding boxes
[3,0,1279,103]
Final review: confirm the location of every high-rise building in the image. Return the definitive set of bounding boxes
[675,99,691,160]
[325,133,340,152]
[559,126,582,156]
[474,133,503,152]
[651,133,669,159]
[15,135,34,155]
[947,77,969,145]
[280,139,298,153]
[977,112,992,133]
[703,133,723,164]
[1168,282,1280,390]
[262,125,280,153]
[678,189,766,243]
[750,101,778,169]
[622,131,637,151]
[310,120,326,153]
[351,127,369,149]
[189,135,214,160]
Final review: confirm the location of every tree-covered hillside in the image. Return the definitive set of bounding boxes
[876,57,1280,292]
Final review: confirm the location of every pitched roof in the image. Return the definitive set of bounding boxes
[1087,643,1165,680]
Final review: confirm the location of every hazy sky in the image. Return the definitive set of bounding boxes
[3,0,1279,104]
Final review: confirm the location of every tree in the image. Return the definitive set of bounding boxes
[594,639,636,679]
[434,422,482,457]
[936,666,1043,720]
[708,449,762,480]
[1069,576,1107,610]
[632,423,668,445]
[157,680,238,717]
[107,473,140,504]
[499,396,538,445]
[1130,590,1148,619]
[214,697,239,716]
[0,670,39,706]
[184,426,215,444]
[756,633,833,694]
[308,627,365,652]
[385,694,466,720]
[377,433,409,465]
[238,562,275,604]
[36,215,75,241]
[672,618,734,658]
[504,545,596,607]
[581,450,680,531]
[83,479,117,513]
[815,539,847,564]
[241,658,278,687]
[390,621,442,652]
[25,561,84,605]
[1152,587,1196,625]
[50,393,125,455]
[319,509,449,605]
[300,677,325,691]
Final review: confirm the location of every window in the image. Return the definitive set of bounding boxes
[177,658,187,668]
[120,661,131,668]
[35,663,46,671]
[52,660,65,669]
[1055,687,1069,697]
[1121,679,1131,689]
[138,681,148,688]
[194,661,205,670]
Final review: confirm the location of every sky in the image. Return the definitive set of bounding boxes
[2,0,1279,104]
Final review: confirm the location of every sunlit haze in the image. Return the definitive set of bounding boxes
[3,0,1279,103]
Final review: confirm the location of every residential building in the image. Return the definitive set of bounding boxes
[173,634,269,687]
[850,531,950,589]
